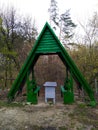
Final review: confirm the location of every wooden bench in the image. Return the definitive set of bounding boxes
[60,85,74,104]
[61,85,66,93]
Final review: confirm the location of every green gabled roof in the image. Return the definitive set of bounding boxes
[33,22,62,53]
[8,22,96,105]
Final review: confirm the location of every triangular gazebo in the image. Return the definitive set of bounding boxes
[8,22,96,106]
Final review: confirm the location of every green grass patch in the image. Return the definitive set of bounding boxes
[0,100,24,107]
[59,126,67,130]
[77,103,87,108]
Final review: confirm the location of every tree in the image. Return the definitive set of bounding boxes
[60,10,76,43]
[70,42,98,88]
[77,12,98,86]
[0,6,38,88]
[79,12,98,48]
[48,0,59,29]
[0,7,38,67]
[48,0,76,44]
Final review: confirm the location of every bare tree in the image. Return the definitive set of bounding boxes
[0,6,38,88]
[79,12,98,48]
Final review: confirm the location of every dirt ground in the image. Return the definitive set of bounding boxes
[0,101,98,130]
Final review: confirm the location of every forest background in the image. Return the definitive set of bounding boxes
[0,0,98,94]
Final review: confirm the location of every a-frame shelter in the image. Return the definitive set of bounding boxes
[8,22,96,106]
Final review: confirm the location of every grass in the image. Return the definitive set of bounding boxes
[0,100,24,108]
[71,104,98,129]
[77,103,87,108]
[59,126,67,130]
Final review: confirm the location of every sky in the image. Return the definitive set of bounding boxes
[0,0,98,33]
